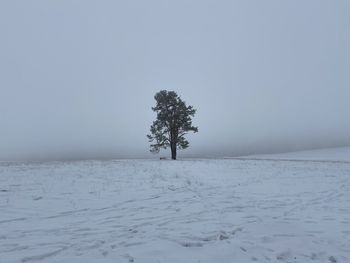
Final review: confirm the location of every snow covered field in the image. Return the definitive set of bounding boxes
[1,150,350,262]
[237,147,350,163]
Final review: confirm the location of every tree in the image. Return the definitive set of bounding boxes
[147,90,198,160]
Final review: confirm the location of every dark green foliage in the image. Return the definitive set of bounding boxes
[147,90,198,160]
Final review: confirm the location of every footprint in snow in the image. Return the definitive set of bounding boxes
[276,250,296,262]
[123,254,134,262]
[240,247,247,252]
[218,232,229,240]
[180,242,203,247]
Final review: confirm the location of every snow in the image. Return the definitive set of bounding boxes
[237,146,350,162]
[1,149,350,262]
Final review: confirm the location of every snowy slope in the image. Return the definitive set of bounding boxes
[0,150,349,262]
[237,146,350,162]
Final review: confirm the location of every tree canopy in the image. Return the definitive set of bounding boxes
[147,90,198,160]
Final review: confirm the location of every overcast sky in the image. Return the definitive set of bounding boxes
[1,1,349,160]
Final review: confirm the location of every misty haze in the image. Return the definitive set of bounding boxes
[1,1,349,263]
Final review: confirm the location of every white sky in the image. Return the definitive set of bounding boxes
[0,1,349,160]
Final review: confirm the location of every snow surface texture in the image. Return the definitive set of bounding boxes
[1,151,350,262]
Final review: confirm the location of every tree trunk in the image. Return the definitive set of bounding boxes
[171,143,177,160]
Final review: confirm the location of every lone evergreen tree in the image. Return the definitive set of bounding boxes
[147,90,198,160]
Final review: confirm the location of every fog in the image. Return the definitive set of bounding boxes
[1,1,349,161]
